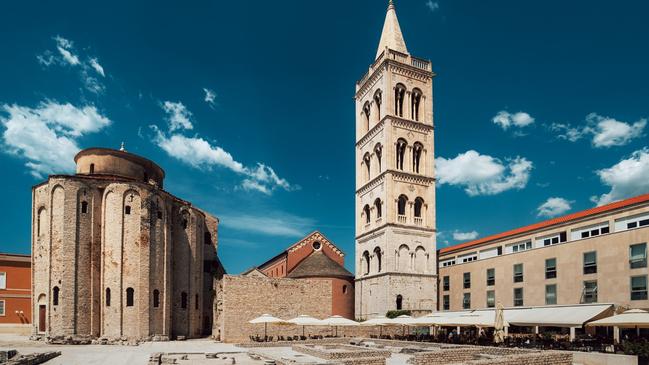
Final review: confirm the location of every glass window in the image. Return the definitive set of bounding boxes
[486,268,495,286]
[443,276,450,291]
[0,300,4,316]
[583,251,597,274]
[463,293,471,309]
[486,290,495,308]
[631,276,648,301]
[545,284,557,305]
[443,295,450,311]
[513,264,524,283]
[513,288,524,307]
[630,243,647,269]
[0,272,5,289]
[463,272,471,289]
[545,258,557,279]
[582,281,598,303]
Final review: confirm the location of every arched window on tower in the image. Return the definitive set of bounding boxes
[363,152,371,182]
[411,88,422,121]
[396,139,407,170]
[374,198,382,219]
[413,142,423,173]
[126,287,134,307]
[81,201,88,214]
[153,289,160,308]
[396,294,403,310]
[374,247,382,273]
[363,101,371,132]
[89,163,95,174]
[363,204,371,225]
[362,251,370,275]
[397,195,408,217]
[374,143,382,172]
[395,84,406,117]
[373,89,382,122]
[414,197,424,218]
[52,286,60,306]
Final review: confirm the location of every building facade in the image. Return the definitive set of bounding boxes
[31,147,221,340]
[438,193,649,312]
[244,231,355,319]
[0,253,31,334]
[354,1,437,319]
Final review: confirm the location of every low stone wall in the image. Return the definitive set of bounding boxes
[469,352,573,365]
[292,344,391,360]
[409,347,572,365]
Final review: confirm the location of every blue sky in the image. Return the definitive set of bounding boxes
[1,0,648,274]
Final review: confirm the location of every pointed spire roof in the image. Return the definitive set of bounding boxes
[376,0,409,59]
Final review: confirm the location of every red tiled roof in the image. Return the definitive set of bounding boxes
[439,193,649,255]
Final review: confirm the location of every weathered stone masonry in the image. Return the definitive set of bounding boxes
[31,147,222,340]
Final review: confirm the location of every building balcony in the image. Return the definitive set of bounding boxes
[397,215,407,224]
[414,217,423,226]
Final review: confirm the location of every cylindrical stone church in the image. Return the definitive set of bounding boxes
[31,147,221,341]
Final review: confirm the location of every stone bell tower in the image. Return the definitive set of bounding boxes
[354,0,437,319]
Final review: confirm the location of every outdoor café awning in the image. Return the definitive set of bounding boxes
[586,309,649,328]
[426,303,613,328]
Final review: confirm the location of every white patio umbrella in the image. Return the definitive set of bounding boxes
[249,314,285,340]
[494,303,506,344]
[286,315,324,337]
[360,316,392,337]
[321,315,359,337]
[586,309,649,328]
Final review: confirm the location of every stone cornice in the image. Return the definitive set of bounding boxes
[390,117,434,134]
[356,118,386,148]
[356,170,435,195]
[355,223,436,240]
[356,58,434,99]
[355,271,438,281]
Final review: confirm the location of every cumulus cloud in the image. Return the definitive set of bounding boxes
[591,148,649,206]
[435,150,533,196]
[37,35,106,94]
[537,197,573,218]
[492,110,535,130]
[551,113,646,148]
[151,102,295,195]
[453,230,479,241]
[162,101,193,131]
[203,88,216,108]
[220,213,315,237]
[425,0,439,12]
[0,101,112,178]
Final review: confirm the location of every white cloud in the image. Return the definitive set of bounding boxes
[89,58,105,77]
[220,213,315,237]
[0,101,112,178]
[151,118,295,195]
[551,113,646,148]
[38,36,106,94]
[162,101,193,131]
[435,150,533,196]
[591,148,649,206]
[453,230,479,241]
[203,88,216,108]
[537,197,572,218]
[425,0,439,12]
[492,110,535,130]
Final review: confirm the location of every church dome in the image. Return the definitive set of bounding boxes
[74,147,165,187]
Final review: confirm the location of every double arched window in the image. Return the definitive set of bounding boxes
[363,101,371,132]
[414,197,424,218]
[397,195,408,216]
[363,205,371,224]
[411,88,422,121]
[362,251,370,275]
[413,142,423,173]
[374,247,382,273]
[373,89,382,122]
[396,139,407,171]
[374,143,383,172]
[374,198,382,219]
[395,84,406,117]
[363,153,371,182]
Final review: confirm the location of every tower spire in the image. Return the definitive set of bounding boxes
[376,0,409,59]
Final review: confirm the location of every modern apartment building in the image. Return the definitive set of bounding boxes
[438,193,649,312]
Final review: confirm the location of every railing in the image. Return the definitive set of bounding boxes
[397,215,407,224]
[414,217,423,226]
[357,50,432,86]
[411,56,431,71]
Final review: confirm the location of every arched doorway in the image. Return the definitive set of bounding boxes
[37,293,46,333]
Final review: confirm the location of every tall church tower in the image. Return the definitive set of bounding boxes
[355,1,437,319]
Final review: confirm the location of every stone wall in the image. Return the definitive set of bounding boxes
[410,347,572,365]
[218,276,333,342]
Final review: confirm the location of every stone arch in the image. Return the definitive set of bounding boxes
[374,198,382,219]
[411,88,423,121]
[363,101,371,132]
[374,143,383,173]
[373,247,382,273]
[363,152,371,182]
[412,142,424,173]
[363,204,371,225]
[396,294,403,310]
[414,197,424,218]
[37,206,47,237]
[362,251,370,275]
[394,83,406,117]
[414,246,427,273]
[373,89,382,123]
[397,244,410,271]
[397,194,408,217]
